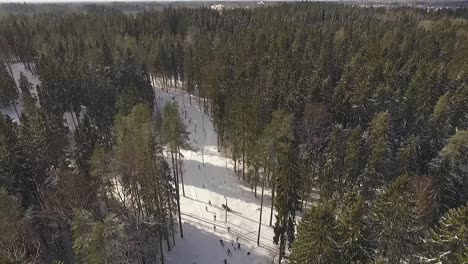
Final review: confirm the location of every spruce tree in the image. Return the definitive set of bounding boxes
[425,203,468,263]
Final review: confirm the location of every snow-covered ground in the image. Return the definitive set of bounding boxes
[0,63,39,123]
[155,87,279,264]
[0,63,80,129]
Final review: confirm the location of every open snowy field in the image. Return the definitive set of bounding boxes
[155,87,279,264]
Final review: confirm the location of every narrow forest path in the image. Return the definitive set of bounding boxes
[154,86,278,264]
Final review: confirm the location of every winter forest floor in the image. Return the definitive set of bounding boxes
[155,86,279,264]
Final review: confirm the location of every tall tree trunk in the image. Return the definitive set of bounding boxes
[198,93,201,109]
[278,230,285,264]
[171,147,183,238]
[11,104,20,120]
[234,155,237,174]
[203,97,207,114]
[257,169,266,246]
[254,167,258,198]
[217,132,220,152]
[70,111,78,129]
[201,147,204,166]
[165,175,175,247]
[151,154,170,253]
[269,163,276,226]
[159,230,164,264]
[178,147,185,197]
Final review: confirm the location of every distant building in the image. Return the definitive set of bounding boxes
[210,4,224,12]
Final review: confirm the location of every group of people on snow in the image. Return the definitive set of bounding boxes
[220,237,249,264]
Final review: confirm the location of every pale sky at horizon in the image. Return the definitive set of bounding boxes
[0,0,303,2]
[0,0,314,3]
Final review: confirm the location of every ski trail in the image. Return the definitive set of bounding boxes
[155,85,277,264]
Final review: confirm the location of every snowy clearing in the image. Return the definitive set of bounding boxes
[1,63,81,129]
[155,87,279,264]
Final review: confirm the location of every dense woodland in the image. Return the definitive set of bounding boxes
[0,2,467,264]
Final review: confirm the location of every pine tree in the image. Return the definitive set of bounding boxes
[339,194,373,263]
[424,203,468,263]
[18,71,32,96]
[162,101,191,238]
[0,62,19,116]
[430,92,451,156]
[428,130,468,218]
[272,111,300,263]
[0,188,39,263]
[372,176,422,263]
[290,201,342,264]
[74,115,99,175]
[363,112,392,198]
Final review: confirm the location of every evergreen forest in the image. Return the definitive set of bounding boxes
[0,2,467,264]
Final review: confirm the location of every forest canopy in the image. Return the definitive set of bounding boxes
[0,2,467,264]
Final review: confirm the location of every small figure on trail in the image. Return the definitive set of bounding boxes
[203,184,205,188]
[224,259,227,264]
[236,237,238,243]
[172,96,175,100]
[247,251,250,256]
[227,226,230,232]
[214,215,217,221]
[227,248,231,256]
[206,206,208,211]
[233,247,236,251]
[198,164,200,169]
[214,225,216,231]
[219,239,224,246]
[209,200,211,205]
[237,242,240,250]
[231,241,234,247]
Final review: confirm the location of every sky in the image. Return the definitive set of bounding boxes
[0,0,331,3]
[0,0,302,2]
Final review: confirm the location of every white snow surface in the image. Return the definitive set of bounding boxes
[0,63,39,123]
[0,63,81,130]
[155,87,279,264]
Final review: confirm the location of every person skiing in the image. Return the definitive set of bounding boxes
[209,200,211,205]
[224,259,227,264]
[247,251,250,256]
[236,237,238,243]
[206,206,208,211]
[237,242,240,250]
[214,225,216,231]
[219,239,224,246]
[214,215,216,221]
[227,226,230,232]
[227,249,231,256]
